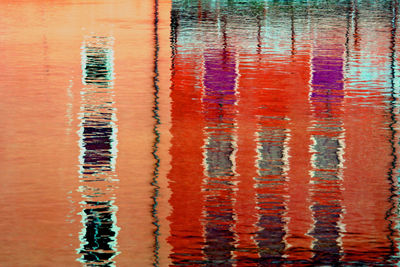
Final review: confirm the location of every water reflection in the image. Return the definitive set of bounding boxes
[152,0,161,265]
[201,45,238,265]
[388,0,400,262]
[77,36,119,266]
[254,119,289,265]
[167,0,400,266]
[167,25,205,266]
[308,34,346,265]
[4,0,400,265]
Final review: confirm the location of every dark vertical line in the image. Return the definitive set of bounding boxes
[221,12,228,109]
[345,0,352,72]
[198,0,202,21]
[170,4,179,67]
[291,2,296,57]
[256,4,266,62]
[257,14,262,57]
[222,14,228,50]
[387,0,398,262]
[353,0,360,50]
[152,0,161,266]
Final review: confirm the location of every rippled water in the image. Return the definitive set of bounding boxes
[2,0,400,266]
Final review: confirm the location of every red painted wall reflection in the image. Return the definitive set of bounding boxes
[166,1,399,266]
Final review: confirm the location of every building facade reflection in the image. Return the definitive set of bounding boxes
[308,33,346,265]
[201,45,238,265]
[77,36,120,266]
[167,0,400,266]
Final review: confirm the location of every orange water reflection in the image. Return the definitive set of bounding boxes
[0,0,172,266]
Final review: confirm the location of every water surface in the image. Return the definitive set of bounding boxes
[1,0,400,266]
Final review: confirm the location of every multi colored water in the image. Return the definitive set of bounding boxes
[1,0,400,266]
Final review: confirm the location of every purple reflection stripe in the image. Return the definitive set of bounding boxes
[202,98,237,105]
[311,48,344,101]
[311,92,343,98]
[203,49,237,104]
[205,90,236,95]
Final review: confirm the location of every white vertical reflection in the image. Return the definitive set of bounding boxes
[77,36,120,266]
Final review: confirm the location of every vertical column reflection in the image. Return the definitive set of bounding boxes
[77,36,120,266]
[201,46,238,266]
[254,117,289,265]
[308,42,345,265]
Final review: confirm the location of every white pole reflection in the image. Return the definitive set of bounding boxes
[77,36,120,266]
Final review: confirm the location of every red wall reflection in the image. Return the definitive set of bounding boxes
[166,2,397,265]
